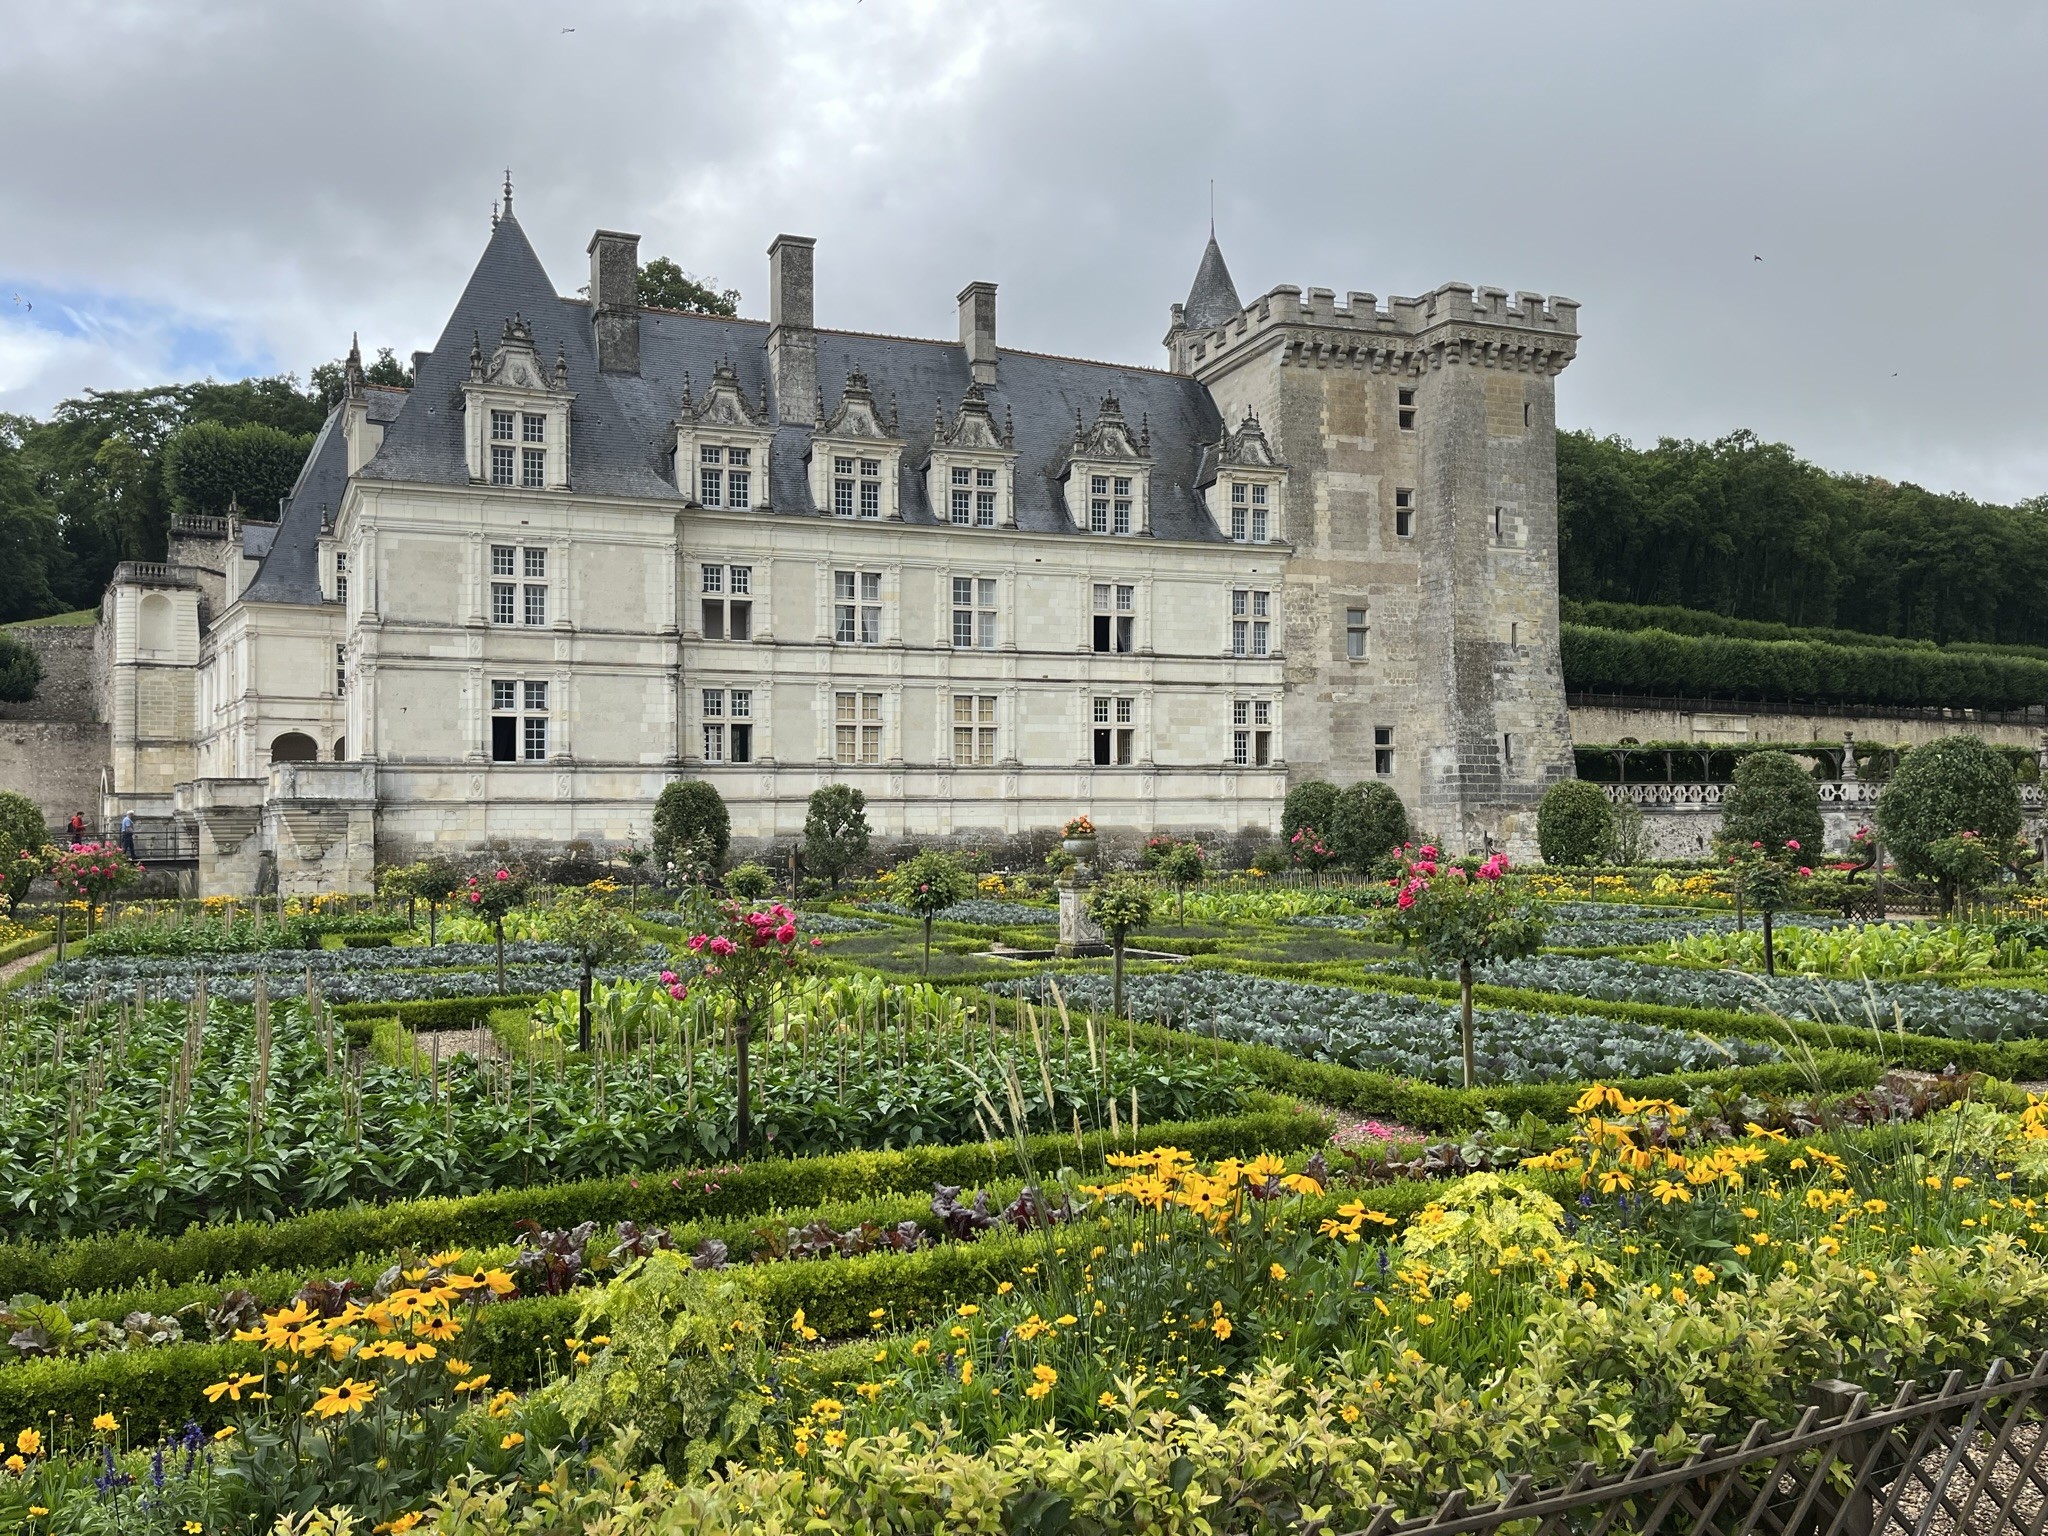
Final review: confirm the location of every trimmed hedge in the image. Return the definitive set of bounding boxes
[1562,622,2048,711]
[0,932,52,968]
[0,1104,1328,1299]
[335,992,544,1043]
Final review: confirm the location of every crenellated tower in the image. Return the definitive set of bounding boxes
[1169,242,1581,854]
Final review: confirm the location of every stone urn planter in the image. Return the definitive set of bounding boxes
[1062,836,1098,859]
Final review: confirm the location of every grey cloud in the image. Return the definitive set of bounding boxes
[1,0,2043,501]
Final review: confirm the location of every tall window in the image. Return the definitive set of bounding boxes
[334,551,348,606]
[700,564,753,641]
[953,695,997,765]
[834,691,882,764]
[698,445,753,508]
[1231,482,1269,542]
[834,570,882,644]
[1398,387,1417,431]
[946,466,999,528]
[1089,474,1133,535]
[490,678,550,762]
[952,577,998,649]
[859,458,882,518]
[1091,696,1134,766]
[490,411,515,486]
[701,688,753,763]
[975,467,997,527]
[1395,488,1413,539]
[490,545,550,626]
[833,456,855,517]
[1230,589,1270,657]
[1231,699,1273,767]
[1345,607,1368,661]
[335,644,346,698]
[1091,583,1134,654]
[1250,482,1268,543]
[1374,725,1394,777]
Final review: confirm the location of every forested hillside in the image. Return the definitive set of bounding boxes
[1558,429,2048,647]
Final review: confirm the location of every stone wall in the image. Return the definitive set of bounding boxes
[1572,701,2044,752]
[0,625,99,724]
[1610,780,2048,861]
[0,721,109,834]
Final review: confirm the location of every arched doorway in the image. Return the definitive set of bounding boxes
[270,731,318,763]
[332,737,348,761]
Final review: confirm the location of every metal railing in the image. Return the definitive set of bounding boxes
[1342,1353,2048,1536]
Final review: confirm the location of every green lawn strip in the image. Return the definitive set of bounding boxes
[0,1104,1328,1300]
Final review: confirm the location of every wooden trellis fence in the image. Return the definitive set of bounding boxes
[1343,1354,2048,1536]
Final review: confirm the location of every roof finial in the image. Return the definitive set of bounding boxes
[490,201,498,229]
[502,169,513,217]
[1141,412,1151,453]
[1004,401,1014,447]
[934,397,946,439]
[1209,177,1215,237]
[889,395,899,434]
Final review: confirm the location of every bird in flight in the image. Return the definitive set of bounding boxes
[562,26,575,32]
[9,293,28,311]
[1753,255,1763,262]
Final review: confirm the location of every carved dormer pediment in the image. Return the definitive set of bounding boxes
[818,371,899,441]
[935,382,1011,451]
[675,358,773,511]
[1218,406,1282,469]
[1071,393,1151,463]
[474,314,569,394]
[678,357,767,431]
[925,382,1019,529]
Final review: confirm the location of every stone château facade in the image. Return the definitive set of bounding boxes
[77,184,1580,894]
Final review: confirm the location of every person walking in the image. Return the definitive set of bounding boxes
[120,811,136,858]
[66,810,85,846]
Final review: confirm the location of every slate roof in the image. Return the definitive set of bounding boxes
[1182,234,1244,332]
[243,387,405,605]
[250,212,1233,607]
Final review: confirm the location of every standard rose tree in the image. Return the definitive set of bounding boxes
[1380,845,1545,1088]
[46,842,142,936]
[674,900,811,1156]
[463,864,531,994]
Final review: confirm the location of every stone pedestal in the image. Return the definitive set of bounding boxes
[1055,836,1109,957]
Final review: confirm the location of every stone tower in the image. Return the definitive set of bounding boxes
[1167,241,1580,854]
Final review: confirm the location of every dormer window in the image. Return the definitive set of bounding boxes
[927,384,1017,530]
[676,360,772,511]
[810,372,905,520]
[463,316,573,490]
[1063,394,1151,537]
[1209,408,1287,545]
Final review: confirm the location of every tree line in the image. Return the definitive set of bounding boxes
[1559,429,2048,647]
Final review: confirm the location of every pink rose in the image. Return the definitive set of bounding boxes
[1797,866,1812,877]
[668,983,687,1000]
[660,970,677,985]
[1396,888,1415,910]
[708,936,735,957]
[776,923,796,944]
[687,934,708,952]
[810,937,824,949]
[1784,840,1801,852]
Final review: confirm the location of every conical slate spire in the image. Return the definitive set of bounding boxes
[1182,232,1243,330]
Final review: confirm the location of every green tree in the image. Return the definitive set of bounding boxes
[1329,781,1410,873]
[1537,780,1615,869]
[1722,841,1799,976]
[637,257,740,316]
[653,781,731,884]
[311,347,415,410]
[161,420,314,521]
[0,790,48,909]
[1281,780,1338,842]
[1381,850,1543,1088]
[1150,839,1207,926]
[802,786,870,890]
[1878,736,2024,914]
[1718,751,1824,855]
[0,630,42,703]
[543,889,645,1051]
[892,849,971,975]
[412,857,464,946]
[1087,876,1155,1017]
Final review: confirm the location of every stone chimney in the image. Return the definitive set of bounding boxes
[767,234,818,424]
[958,281,997,388]
[587,230,641,375]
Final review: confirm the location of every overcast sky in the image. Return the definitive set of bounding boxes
[1,1,2042,501]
